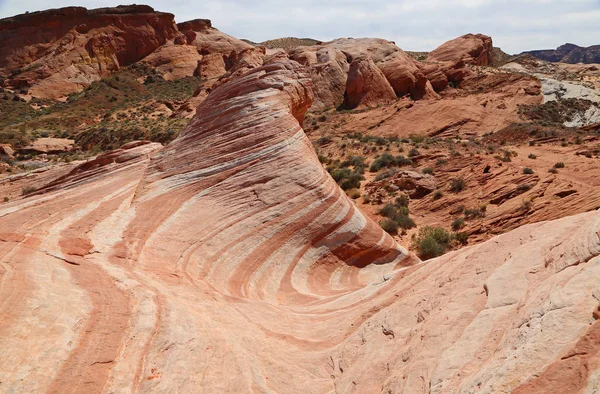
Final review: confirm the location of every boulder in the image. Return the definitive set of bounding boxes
[343,55,396,109]
[0,144,14,159]
[428,33,494,66]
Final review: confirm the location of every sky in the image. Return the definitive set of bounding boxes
[0,0,599,53]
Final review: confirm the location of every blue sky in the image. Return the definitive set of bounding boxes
[1,0,599,53]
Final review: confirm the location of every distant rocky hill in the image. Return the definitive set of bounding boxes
[244,37,322,50]
[521,43,600,64]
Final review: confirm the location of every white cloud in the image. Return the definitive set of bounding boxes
[0,0,599,53]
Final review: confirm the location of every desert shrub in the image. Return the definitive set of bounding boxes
[380,219,399,234]
[520,199,533,211]
[395,194,409,207]
[432,190,444,200]
[422,167,434,175]
[451,217,465,231]
[21,186,36,195]
[528,153,537,159]
[316,136,332,145]
[369,154,412,172]
[346,188,361,199]
[414,226,452,259]
[2,197,8,203]
[517,184,532,193]
[409,134,425,143]
[523,167,534,174]
[378,203,415,230]
[449,177,466,193]
[408,148,420,157]
[340,155,367,170]
[554,162,565,168]
[370,153,395,172]
[455,232,469,245]
[329,168,364,190]
[548,168,558,174]
[464,205,487,220]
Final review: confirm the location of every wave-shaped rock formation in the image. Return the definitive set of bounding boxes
[1,59,599,393]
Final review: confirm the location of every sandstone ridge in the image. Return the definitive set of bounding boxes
[0,59,599,393]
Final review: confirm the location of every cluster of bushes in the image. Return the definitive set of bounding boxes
[329,168,364,190]
[327,155,367,191]
[346,132,400,146]
[369,153,412,172]
[378,195,415,235]
[413,226,469,260]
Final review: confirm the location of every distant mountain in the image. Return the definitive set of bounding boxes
[521,43,600,64]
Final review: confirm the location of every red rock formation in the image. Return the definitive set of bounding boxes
[0,58,599,393]
[289,38,439,110]
[428,33,494,66]
[0,144,14,158]
[343,55,396,109]
[288,45,350,110]
[0,5,180,98]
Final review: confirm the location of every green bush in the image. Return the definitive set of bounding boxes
[554,162,565,169]
[548,168,558,174]
[432,190,444,200]
[408,148,420,157]
[414,226,452,259]
[395,194,409,207]
[380,219,399,234]
[340,155,367,170]
[378,203,415,230]
[369,154,412,172]
[517,184,532,193]
[523,167,534,174]
[528,153,537,159]
[449,177,466,193]
[451,217,465,231]
[455,232,469,245]
[464,205,487,220]
[422,167,434,175]
[329,168,364,190]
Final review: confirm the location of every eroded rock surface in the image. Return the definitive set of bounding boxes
[0,59,599,394]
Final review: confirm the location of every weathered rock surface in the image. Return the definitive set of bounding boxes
[522,43,600,64]
[19,138,75,154]
[0,59,599,393]
[0,5,180,99]
[365,170,436,200]
[289,37,439,110]
[343,54,396,109]
[428,33,494,66]
[0,144,14,158]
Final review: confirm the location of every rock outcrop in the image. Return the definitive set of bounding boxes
[0,7,262,99]
[343,55,396,109]
[289,38,438,110]
[522,43,600,64]
[428,33,494,66]
[0,59,599,393]
[0,5,180,98]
